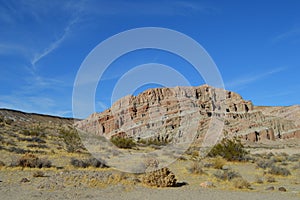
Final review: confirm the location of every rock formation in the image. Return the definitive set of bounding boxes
[75,85,300,144]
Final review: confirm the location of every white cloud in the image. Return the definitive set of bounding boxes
[30,17,79,68]
[225,67,286,89]
[0,43,26,56]
[80,0,218,17]
[272,27,300,43]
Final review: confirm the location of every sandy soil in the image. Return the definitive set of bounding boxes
[0,161,299,200]
[1,181,299,200]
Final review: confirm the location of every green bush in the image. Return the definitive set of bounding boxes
[208,136,248,161]
[110,136,136,149]
[59,128,84,153]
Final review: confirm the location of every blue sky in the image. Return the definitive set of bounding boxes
[0,0,299,118]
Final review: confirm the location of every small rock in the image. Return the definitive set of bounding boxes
[200,181,215,188]
[222,165,230,170]
[278,187,287,192]
[20,178,30,183]
[203,163,213,168]
[265,186,275,191]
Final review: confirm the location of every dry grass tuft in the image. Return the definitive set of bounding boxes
[188,161,205,174]
[264,174,276,183]
[232,177,251,189]
[213,169,240,181]
[212,157,226,169]
[33,171,45,177]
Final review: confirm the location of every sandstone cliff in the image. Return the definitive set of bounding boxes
[75,85,300,144]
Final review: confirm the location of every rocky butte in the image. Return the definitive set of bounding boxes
[75,85,300,145]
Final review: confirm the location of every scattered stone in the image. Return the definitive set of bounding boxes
[203,163,213,168]
[200,181,215,188]
[222,165,230,170]
[278,187,287,192]
[20,178,30,183]
[265,186,275,191]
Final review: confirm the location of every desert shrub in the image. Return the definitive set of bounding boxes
[8,147,28,154]
[288,154,300,162]
[87,158,108,168]
[70,158,88,168]
[70,157,108,168]
[185,146,201,156]
[144,157,159,169]
[213,169,241,181]
[268,165,291,176]
[264,152,274,159]
[189,161,205,174]
[264,174,276,182]
[4,118,14,125]
[142,167,177,187]
[17,137,46,143]
[59,128,84,153]
[13,153,51,168]
[0,160,5,167]
[254,175,263,184]
[256,159,275,169]
[208,136,248,161]
[212,157,226,169]
[2,139,16,146]
[27,144,48,149]
[271,155,287,163]
[33,171,45,177]
[138,137,169,146]
[110,136,136,149]
[292,162,300,170]
[232,177,251,189]
[20,128,45,137]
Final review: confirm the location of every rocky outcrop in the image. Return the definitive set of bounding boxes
[76,85,300,144]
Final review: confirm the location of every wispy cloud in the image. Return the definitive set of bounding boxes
[0,95,54,113]
[272,27,300,43]
[81,0,218,17]
[30,17,79,69]
[0,43,26,56]
[225,67,286,89]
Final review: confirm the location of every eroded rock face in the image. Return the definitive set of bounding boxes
[75,85,299,143]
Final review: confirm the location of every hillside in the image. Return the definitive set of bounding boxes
[76,85,300,144]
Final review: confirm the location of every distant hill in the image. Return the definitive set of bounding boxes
[0,108,85,158]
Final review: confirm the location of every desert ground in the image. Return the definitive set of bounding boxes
[1,139,299,200]
[0,103,299,200]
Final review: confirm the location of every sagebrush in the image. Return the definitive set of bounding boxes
[208,136,248,161]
